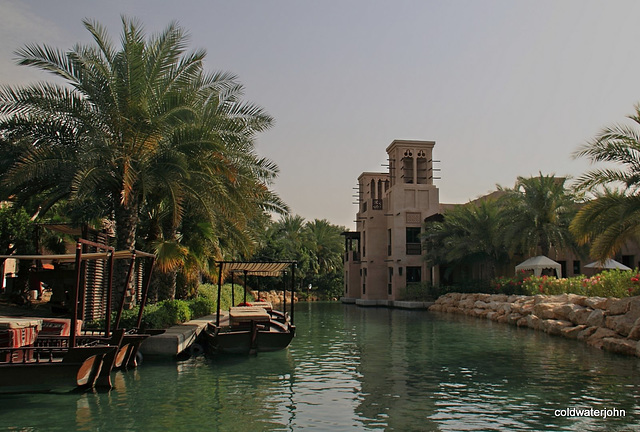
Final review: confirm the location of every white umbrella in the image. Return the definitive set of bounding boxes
[515,255,562,278]
[584,259,631,270]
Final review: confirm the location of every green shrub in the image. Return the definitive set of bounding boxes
[399,282,441,301]
[196,283,254,310]
[93,284,258,331]
[492,271,529,295]
[189,296,215,318]
[159,299,192,325]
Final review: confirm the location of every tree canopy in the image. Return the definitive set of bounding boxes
[0,17,286,300]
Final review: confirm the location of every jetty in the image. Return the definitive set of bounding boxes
[139,313,228,357]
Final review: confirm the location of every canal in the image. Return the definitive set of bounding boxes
[1,302,639,431]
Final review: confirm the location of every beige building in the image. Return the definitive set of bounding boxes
[342,140,440,305]
[343,142,640,305]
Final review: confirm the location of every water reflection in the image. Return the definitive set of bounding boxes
[349,308,640,431]
[0,303,638,431]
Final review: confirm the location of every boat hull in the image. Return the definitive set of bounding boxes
[0,345,116,393]
[205,321,295,355]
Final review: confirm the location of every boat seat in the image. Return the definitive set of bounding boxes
[251,301,272,311]
[229,307,271,324]
[0,318,43,330]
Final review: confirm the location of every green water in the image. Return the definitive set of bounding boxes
[0,302,639,431]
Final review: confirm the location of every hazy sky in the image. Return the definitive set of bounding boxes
[2,0,640,229]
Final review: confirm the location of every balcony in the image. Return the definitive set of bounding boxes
[372,199,383,210]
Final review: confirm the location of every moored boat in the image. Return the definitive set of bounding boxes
[204,261,296,355]
[0,239,158,391]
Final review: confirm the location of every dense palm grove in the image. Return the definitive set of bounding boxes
[3,18,640,305]
[423,174,582,284]
[425,102,640,291]
[0,18,347,303]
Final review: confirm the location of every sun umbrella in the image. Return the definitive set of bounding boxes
[515,255,562,278]
[584,259,631,270]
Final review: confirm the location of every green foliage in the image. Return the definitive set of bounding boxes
[572,104,640,260]
[0,17,286,303]
[426,174,582,285]
[489,270,640,298]
[499,174,578,257]
[159,300,192,324]
[398,282,438,301]
[423,199,508,281]
[196,283,254,310]
[189,296,215,318]
[306,270,344,300]
[107,283,251,330]
[252,215,345,299]
[0,206,34,254]
[491,271,531,295]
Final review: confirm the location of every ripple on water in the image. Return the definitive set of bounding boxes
[0,304,639,431]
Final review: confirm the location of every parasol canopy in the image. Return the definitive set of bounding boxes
[515,255,562,278]
[584,259,631,270]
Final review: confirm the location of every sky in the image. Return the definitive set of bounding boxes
[2,0,640,229]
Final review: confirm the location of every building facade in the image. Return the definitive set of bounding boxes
[342,140,440,305]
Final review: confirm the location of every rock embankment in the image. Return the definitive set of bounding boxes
[429,293,640,357]
[249,290,298,305]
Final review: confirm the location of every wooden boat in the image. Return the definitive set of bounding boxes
[204,261,296,355]
[0,344,117,393]
[0,240,157,391]
[0,316,118,393]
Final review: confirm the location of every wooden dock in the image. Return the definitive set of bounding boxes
[139,313,228,357]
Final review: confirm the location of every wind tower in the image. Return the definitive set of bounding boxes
[342,139,440,305]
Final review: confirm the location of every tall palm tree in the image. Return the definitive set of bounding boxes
[423,199,508,280]
[137,67,287,300]
[572,104,640,259]
[499,174,577,257]
[0,17,285,302]
[0,17,203,251]
[305,219,344,275]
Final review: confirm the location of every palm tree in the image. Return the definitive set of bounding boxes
[305,219,344,275]
[423,199,508,280]
[0,17,203,249]
[499,174,577,257]
[572,104,640,259]
[0,17,284,302]
[137,69,287,300]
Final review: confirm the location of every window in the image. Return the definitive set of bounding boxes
[362,268,367,294]
[406,227,421,255]
[345,271,348,294]
[558,261,566,278]
[388,267,393,295]
[402,155,413,184]
[573,260,580,275]
[362,232,366,257]
[407,266,421,283]
[387,229,392,256]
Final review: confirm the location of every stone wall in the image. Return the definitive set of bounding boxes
[249,290,298,305]
[429,293,640,357]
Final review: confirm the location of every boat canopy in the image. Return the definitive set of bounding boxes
[0,249,155,262]
[215,261,297,326]
[217,261,295,277]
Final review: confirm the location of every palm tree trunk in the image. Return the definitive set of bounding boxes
[114,198,139,310]
[154,268,177,301]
